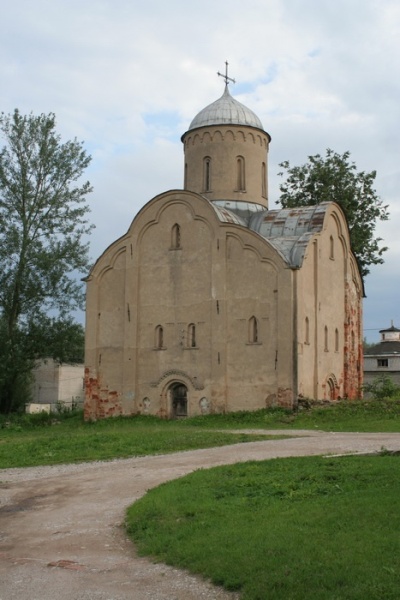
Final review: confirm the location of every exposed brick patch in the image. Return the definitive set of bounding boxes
[84,368,122,421]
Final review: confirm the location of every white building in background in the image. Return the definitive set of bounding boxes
[29,358,84,412]
[364,324,400,387]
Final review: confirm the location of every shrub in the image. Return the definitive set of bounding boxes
[363,374,400,400]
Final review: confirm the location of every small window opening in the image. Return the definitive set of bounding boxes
[236,156,246,191]
[330,235,335,260]
[335,328,339,352]
[155,325,164,349]
[261,162,267,198]
[187,323,196,348]
[378,358,388,367]
[203,157,211,192]
[305,317,310,344]
[324,326,329,351]
[249,316,258,343]
[171,223,181,249]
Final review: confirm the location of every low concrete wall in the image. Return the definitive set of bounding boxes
[26,403,52,414]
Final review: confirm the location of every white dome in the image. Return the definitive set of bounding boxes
[188,85,264,131]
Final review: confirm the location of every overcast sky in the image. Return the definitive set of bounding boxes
[1,0,399,342]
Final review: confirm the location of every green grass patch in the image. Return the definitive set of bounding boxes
[1,398,400,468]
[183,399,400,432]
[126,454,400,600]
[0,412,275,468]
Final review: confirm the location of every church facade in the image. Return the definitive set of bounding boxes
[84,82,363,420]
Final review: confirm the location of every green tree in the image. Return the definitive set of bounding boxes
[363,374,400,400]
[0,109,93,413]
[277,149,389,279]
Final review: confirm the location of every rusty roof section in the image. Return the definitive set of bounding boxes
[250,204,328,238]
[249,203,329,268]
[211,203,247,226]
[210,201,330,269]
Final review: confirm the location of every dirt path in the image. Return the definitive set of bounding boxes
[1,430,400,600]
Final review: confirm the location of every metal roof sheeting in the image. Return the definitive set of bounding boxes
[188,86,264,131]
[211,201,330,269]
[248,204,329,268]
[211,204,247,226]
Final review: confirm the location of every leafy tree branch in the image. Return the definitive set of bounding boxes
[0,109,93,412]
[277,149,389,279]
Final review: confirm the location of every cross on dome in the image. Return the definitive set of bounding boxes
[217,61,235,87]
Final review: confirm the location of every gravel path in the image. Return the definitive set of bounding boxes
[1,429,400,600]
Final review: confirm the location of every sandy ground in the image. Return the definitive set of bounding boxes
[1,429,400,600]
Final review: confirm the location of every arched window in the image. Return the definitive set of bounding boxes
[330,235,335,259]
[155,325,164,349]
[335,328,339,352]
[324,326,329,351]
[171,223,181,249]
[236,156,246,191]
[187,323,196,348]
[305,317,310,344]
[203,157,211,192]
[261,162,267,198]
[248,316,258,343]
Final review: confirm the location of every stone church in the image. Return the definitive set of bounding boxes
[84,76,363,420]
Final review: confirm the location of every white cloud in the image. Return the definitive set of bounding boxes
[1,0,399,339]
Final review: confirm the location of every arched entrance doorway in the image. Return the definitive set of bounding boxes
[170,382,188,418]
[327,377,337,401]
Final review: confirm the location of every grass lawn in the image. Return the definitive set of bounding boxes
[126,454,400,600]
[181,399,400,432]
[1,398,400,468]
[2,402,400,597]
[0,412,277,468]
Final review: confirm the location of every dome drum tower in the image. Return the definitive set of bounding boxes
[182,85,271,208]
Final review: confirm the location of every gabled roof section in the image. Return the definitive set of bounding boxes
[210,201,330,268]
[211,203,247,226]
[249,203,329,268]
[364,341,400,356]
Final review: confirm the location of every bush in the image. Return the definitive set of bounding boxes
[363,374,400,400]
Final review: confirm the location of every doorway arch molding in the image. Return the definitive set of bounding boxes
[325,373,339,400]
[150,369,204,390]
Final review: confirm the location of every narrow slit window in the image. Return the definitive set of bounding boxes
[187,323,196,348]
[305,317,310,344]
[335,328,339,352]
[171,223,181,249]
[324,326,329,351]
[203,157,211,192]
[155,325,164,349]
[330,235,335,259]
[262,162,267,198]
[249,316,258,343]
[236,156,246,191]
